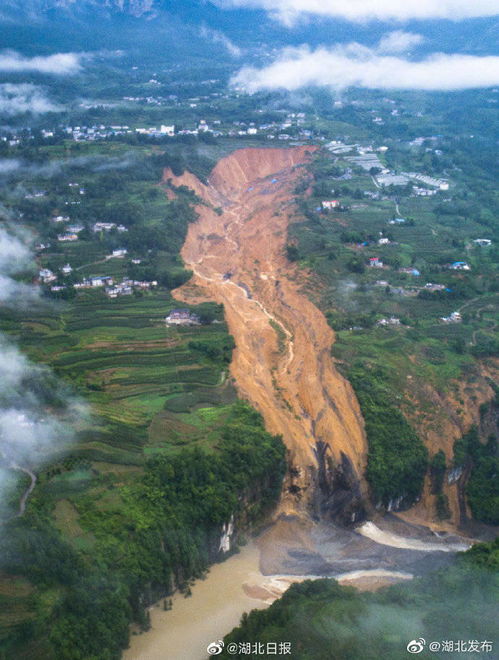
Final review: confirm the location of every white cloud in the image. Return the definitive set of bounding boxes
[200,26,242,57]
[0,50,81,75]
[231,43,499,92]
[215,0,499,23]
[0,84,62,115]
[216,0,499,26]
[377,31,424,54]
[0,229,87,520]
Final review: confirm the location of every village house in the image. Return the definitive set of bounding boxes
[61,264,72,275]
[67,224,84,234]
[441,311,462,323]
[105,284,132,298]
[376,317,401,326]
[78,275,114,288]
[473,239,492,247]
[58,233,78,242]
[449,261,471,271]
[165,309,201,326]
[425,283,446,292]
[322,200,340,210]
[52,215,70,223]
[111,248,128,258]
[368,257,384,268]
[39,268,56,283]
[93,222,116,232]
[399,267,421,276]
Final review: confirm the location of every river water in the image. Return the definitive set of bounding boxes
[123,543,269,660]
[123,527,436,660]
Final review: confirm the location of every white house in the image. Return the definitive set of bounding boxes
[322,200,340,210]
[39,268,56,283]
[61,264,73,275]
[165,309,201,326]
[160,125,175,136]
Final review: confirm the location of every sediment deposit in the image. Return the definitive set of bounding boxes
[167,147,367,516]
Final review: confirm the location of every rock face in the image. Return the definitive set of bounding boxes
[399,363,497,530]
[167,147,368,520]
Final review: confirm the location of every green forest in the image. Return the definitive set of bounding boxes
[0,403,285,659]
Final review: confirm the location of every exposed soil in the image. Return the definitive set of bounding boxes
[400,361,497,529]
[167,147,367,516]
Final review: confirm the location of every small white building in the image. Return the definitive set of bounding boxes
[449,261,471,271]
[39,268,56,283]
[322,200,340,210]
[160,125,175,136]
[111,249,128,258]
[441,311,462,323]
[165,309,201,326]
[377,317,401,326]
[93,222,116,232]
[61,264,73,275]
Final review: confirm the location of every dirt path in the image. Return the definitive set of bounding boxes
[168,147,367,515]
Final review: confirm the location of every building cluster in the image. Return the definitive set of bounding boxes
[165,309,201,326]
[93,222,128,233]
[376,317,401,326]
[105,278,157,298]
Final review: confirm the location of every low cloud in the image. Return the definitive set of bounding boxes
[0,154,137,182]
[0,228,86,521]
[200,26,242,57]
[215,0,499,24]
[377,31,424,54]
[0,228,39,307]
[0,50,81,75]
[0,84,62,115]
[231,41,499,92]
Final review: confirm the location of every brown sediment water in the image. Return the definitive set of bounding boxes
[123,541,415,660]
[167,147,368,514]
[123,544,268,660]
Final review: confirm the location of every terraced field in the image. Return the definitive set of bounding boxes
[0,290,237,463]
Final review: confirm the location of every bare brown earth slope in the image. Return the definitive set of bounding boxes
[166,147,367,519]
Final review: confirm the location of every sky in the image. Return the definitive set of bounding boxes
[215,0,499,92]
[215,0,499,23]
